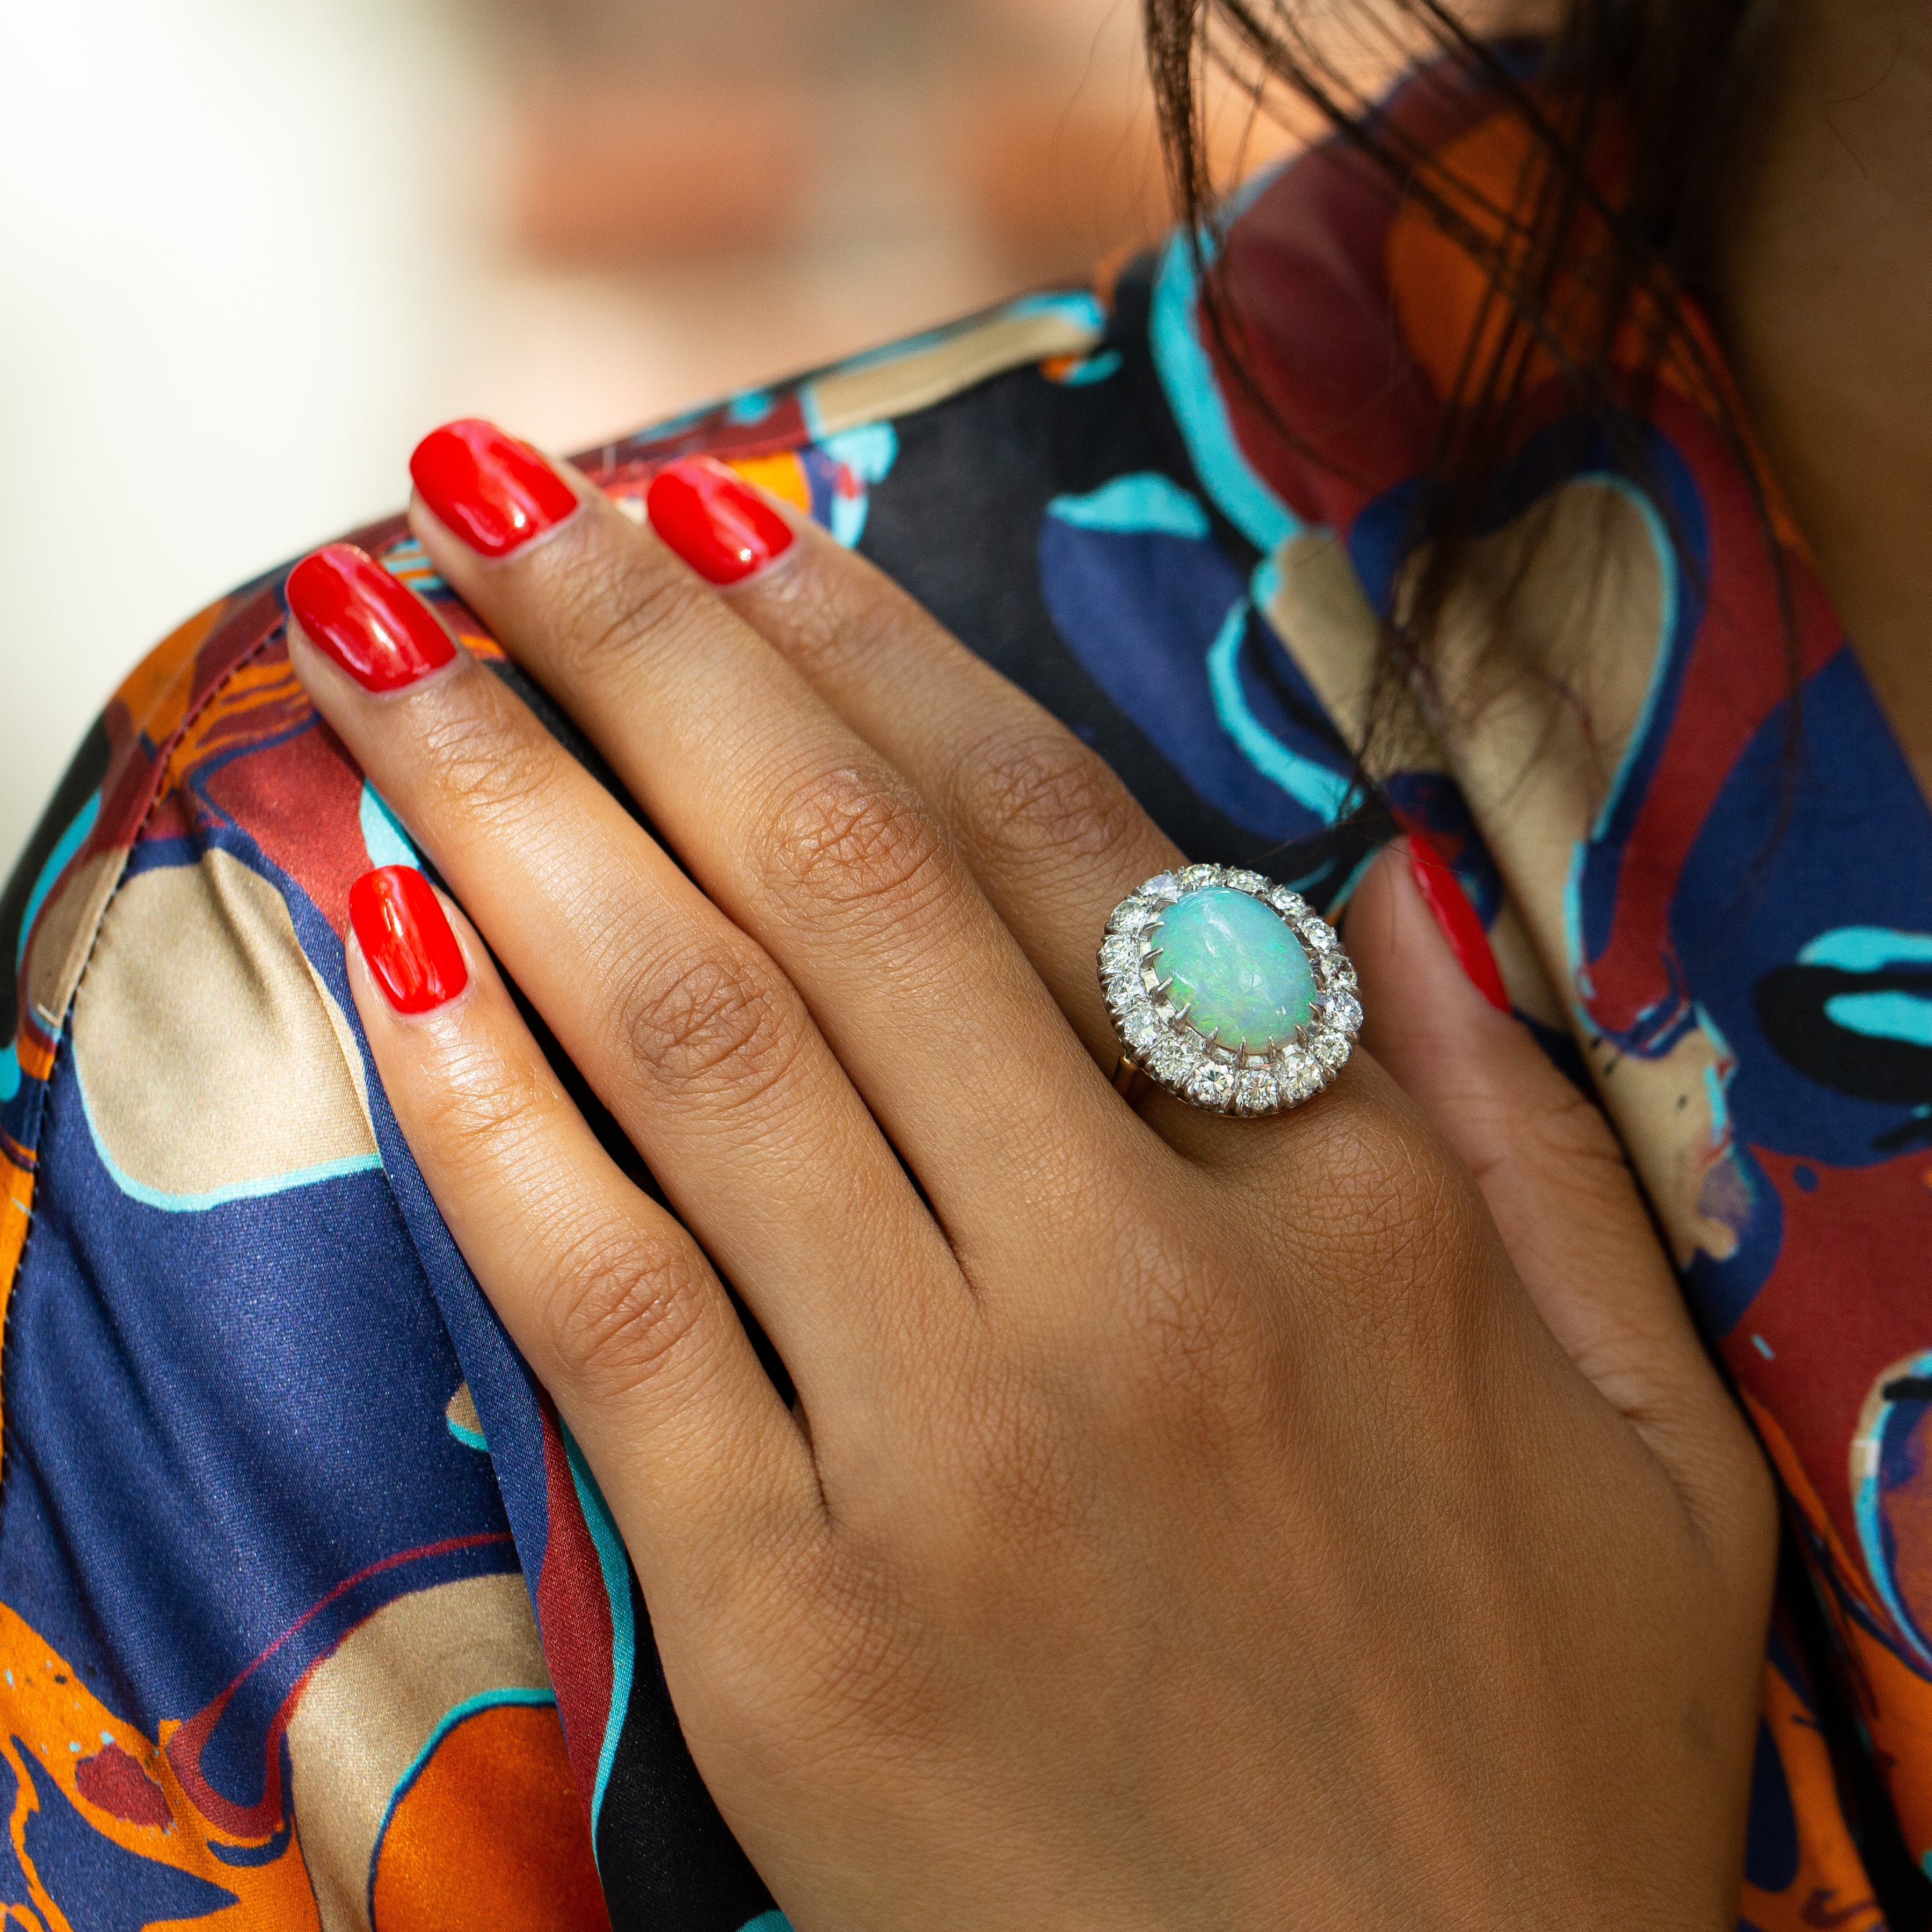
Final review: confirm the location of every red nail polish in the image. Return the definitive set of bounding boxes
[410,418,580,559]
[646,456,794,586]
[349,867,469,1015]
[286,544,457,693]
[1407,834,1510,1013]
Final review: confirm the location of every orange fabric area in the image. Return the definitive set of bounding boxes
[370,1701,612,1931]
[1382,104,1813,562]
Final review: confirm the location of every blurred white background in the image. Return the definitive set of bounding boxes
[0,0,1296,878]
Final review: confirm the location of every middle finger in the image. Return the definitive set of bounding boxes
[403,431,1159,1275]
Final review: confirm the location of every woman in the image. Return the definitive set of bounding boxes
[1,0,1923,1924]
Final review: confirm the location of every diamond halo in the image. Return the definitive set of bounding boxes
[1099,864,1360,1116]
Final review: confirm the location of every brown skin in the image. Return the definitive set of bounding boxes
[289,461,1774,1929]
[1718,0,1932,798]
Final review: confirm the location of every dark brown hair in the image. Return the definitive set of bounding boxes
[1143,0,1795,745]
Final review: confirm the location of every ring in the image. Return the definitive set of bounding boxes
[1098,864,1361,1115]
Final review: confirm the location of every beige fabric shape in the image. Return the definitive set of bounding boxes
[70,849,376,1207]
[802,302,1102,438]
[23,849,126,1039]
[1258,482,1744,1268]
[285,1571,554,1932]
[1419,477,1747,1268]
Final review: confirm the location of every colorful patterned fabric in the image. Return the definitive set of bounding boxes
[3,59,1929,1932]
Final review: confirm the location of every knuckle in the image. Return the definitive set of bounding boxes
[418,700,562,824]
[1516,1082,1632,1186]
[1289,1096,1493,1333]
[958,722,1145,872]
[761,762,954,928]
[412,1045,558,1170]
[541,1221,712,1402]
[616,943,807,1106]
[554,548,712,680]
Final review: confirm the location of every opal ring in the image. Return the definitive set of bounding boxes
[1099,865,1361,1115]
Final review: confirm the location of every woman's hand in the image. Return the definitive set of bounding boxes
[285,425,1776,1931]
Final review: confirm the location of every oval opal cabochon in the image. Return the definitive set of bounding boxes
[1152,888,1318,1051]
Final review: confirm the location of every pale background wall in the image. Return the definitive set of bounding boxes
[0,0,1295,879]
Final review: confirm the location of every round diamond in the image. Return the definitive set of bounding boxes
[1100,933,1143,983]
[1147,1030,1201,1085]
[1185,1060,1236,1110]
[1325,991,1364,1036]
[1224,869,1268,896]
[1122,1005,1160,1055]
[1311,1028,1349,1071]
[1267,887,1309,922]
[1234,1067,1280,1115]
[1109,898,1157,937]
[1178,864,1221,892]
[1300,917,1340,955]
[1143,871,1181,905]
[1318,955,1358,992]
[1276,1047,1322,1103]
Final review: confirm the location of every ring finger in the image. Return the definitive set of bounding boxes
[673,465,1187,1071]
[635,462,1364,1163]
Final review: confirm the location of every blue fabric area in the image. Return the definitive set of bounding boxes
[13,1744,239,1927]
[0,1753,29,1904]
[1742,1718,1800,1895]
[0,1039,518,1806]
[0,730,556,1905]
[1037,516,1350,842]
[355,1020,555,1639]
[0,816,533,1809]
[1679,649,1932,1167]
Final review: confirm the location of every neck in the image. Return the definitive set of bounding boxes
[1715,0,1932,796]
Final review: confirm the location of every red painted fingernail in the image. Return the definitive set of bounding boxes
[1407,834,1510,1012]
[349,867,469,1014]
[410,418,580,559]
[646,456,794,586]
[286,544,457,693]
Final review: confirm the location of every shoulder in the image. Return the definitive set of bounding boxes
[0,273,1121,1188]
[0,149,1450,1206]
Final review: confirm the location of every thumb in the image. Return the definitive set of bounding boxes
[1344,838,1770,1551]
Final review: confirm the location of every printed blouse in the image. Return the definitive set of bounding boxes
[2,57,1928,1932]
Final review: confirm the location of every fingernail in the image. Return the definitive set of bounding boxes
[646,456,794,586]
[1407,834,1510,1013]
[348,866,469,1014]
[410,418,580,559]
[286,544,457,693]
